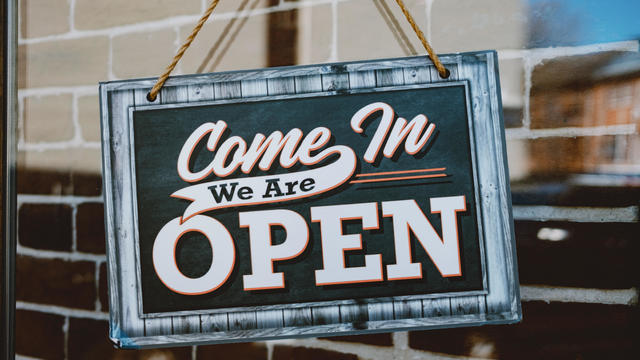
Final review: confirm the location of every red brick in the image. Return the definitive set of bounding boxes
[511,181,640,207]
[16,255,96,309]
[267,5,297,67]
[76,202,106,254]
[272,346,358,360]
[16,310,65,360]
[68,318,192,360]
[17,168,102,196]
[529,52,637,130]
[515,221,639,289]
[99,262,109,311]
[409,302,639,359]
[19,203,72,251]
[197,343,267,360]
[503,107,523,128]
[325,333,393,346]
[527,137,586,175]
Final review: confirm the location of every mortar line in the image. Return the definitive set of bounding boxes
[18,86,99,98]
[522,56,533,129]
[63,316,70,360]
[18,141,101,151]
[108,35,116,81]
[499,41,638,61]
[18,194,103,205]
[425,0,434,42]
[266,341,275,360]
[17,96,24,145]
[70,92,84,144]
[69,0,77,32]
[71,204,78,252]
[174,26,183,75]
[94,261,102,312]
[506,123,637,139]
[17,244,106,262]
[16,301,109,320]
[16,355,43,360]
[520,285,638,305]
[512,205,639,223]
[330,0,339,61]
[18,0,350,45]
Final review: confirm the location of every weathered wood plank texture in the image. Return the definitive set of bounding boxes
[294,75,323,93]
[403,66,432,84]
[187,83,214,102]
[311,306,340,325]
[201,313,229,333]
[214,81,242,99]
[256,309,284,329]
[460,54,514,315]
[423,298,452,317]
[107,89,145,338]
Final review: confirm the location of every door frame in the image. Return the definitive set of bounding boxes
[2,0,18,358]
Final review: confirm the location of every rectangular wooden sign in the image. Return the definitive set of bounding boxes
[100,51,520,349]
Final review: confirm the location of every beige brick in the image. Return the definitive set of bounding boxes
[297,4,332,64]
[78,95,100,142]
[20,0,70,38]
[73,0,201,30]
[179,12,269,74]
[431,0,526,53]
[499,58,524,108]
[19,148,102,174]
[337,0,428,62]
[23,94,74,143]
[18,37,109,88]
[112,29,177,79]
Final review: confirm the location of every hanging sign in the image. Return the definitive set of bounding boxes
[100,51,520,349]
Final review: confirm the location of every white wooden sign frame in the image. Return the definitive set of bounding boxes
[100,51,520,349]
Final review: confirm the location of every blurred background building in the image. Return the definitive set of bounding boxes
[529,51,640,175]
[13,0,639,359]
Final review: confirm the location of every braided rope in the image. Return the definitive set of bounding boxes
[393,0,449,78]
[147,0,221,101]
[148,0,449,100]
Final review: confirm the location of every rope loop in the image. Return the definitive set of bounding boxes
[148,0,448,101]
[393,0,449,78]
[147,0,222,101]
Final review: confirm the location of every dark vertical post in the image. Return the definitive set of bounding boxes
[2,0,17,358]
[267,0,298,67]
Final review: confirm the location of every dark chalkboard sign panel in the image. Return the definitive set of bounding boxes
[134,84,484,314]
[100,52,521,349]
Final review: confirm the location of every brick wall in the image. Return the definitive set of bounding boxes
[15,0,639,359]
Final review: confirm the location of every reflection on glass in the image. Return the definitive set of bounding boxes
[528,0,640,47]
[521,51,640,182]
